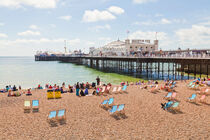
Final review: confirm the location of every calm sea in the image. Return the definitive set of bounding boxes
[0,56,140,89]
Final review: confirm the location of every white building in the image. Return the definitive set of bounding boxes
[89,39,158,56]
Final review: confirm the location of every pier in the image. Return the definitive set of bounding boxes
[35,55,210,80]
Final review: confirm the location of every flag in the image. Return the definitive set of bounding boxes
[127,30,130,34]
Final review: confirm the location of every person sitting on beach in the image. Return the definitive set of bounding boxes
[53,84,57,89]
[60,87,64,93]
[45,84,49,89]
[7,89,13,97]
[86,82,90,89]
[38,84,41,89]
[80,89,85,96]
[84,88,88,95]
[49,85,52,89]
[26,89,32,96]
[13,85,17,91]
[19,86,21,91]
[6,86,9,92]
[62,82,65,88]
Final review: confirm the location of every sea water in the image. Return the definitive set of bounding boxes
[0,56,140,89]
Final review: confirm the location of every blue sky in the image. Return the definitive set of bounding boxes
[0,0,210,56]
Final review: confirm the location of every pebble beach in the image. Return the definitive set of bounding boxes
[0,81,210,140]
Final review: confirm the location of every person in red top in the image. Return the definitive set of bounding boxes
[38,84,41,89]
[49,85,52,89]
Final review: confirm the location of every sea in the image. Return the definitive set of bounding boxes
[0,56,140,89]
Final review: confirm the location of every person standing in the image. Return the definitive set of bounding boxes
[76,82,80,96]
[96,76,100,86]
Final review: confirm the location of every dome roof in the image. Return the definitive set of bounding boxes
[103,40,125,48]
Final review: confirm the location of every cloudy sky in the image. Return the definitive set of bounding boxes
[0,0,210,56]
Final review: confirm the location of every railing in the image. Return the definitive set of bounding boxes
[84,54,210,59]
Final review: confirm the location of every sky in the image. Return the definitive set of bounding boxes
[0,0,210,56]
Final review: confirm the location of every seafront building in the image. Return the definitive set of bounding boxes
[89,39,159,56]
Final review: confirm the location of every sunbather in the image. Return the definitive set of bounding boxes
[26,89,32,96]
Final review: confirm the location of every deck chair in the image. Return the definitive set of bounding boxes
[32,100,39,112]
[112,87,117,93]
[171,92,177,100]
[122,85,127,93]
[164,101,174,110]
[117,104,125,114]
[47,90,54,99]
[117,86,122,93]
[108,97,114,107]
[199,95,207,103]
[100,99,108,107]
[169,102,180,111]
[164,92,172,99]
[48,110,57,126]
[55,90,61,99]
[48,111,57,120]
[187,82,193,87]
[188,94,197,102]
[109,105,117,114]
[101,87,106,93]
[24,100,31,113]
[57,109,66,123]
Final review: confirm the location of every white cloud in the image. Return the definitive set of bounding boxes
[134,18,174,26]
[82,9,116,22]
[0,0,59,9]
[88,24,111,32]
[175,24,210,48]
[59,15,72,21]
[0,33,8,38]
[29,25,38,30]
[133,0,157,4]
[108,6,124,15]
[0,23,5,26]
[18,30,41,36]
[161,18,171,24]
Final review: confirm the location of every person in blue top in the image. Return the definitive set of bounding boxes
[76,82,80,96]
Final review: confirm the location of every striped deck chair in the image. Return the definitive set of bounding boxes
[188,94,197,102]
[109,105,117,114]
[24,100,31,113]
[164,92,172,99]
[57,109,66,123]
[32,100,39,112]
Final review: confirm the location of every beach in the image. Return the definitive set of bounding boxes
[0,81,210,139]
